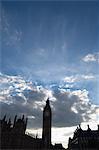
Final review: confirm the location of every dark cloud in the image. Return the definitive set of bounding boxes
[23,89,45,104]
[0,100,43,128]
[0,73,99,129]
[52,89,85,127]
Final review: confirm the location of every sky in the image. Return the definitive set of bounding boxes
[1,0,99,148]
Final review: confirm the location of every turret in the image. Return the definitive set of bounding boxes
[22,115,24,121]
[24,117,28,131]
[13,115,17,127]
[87,125,91,131]
[2,115,6,121]
[8,118,11,128]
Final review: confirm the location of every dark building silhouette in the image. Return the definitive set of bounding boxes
[68,124,99,150]
[0,114,43,149]
[1,99,99,150]
[0,99,65,149]
[42,98,52,148]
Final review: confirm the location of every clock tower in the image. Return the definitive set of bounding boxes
[42,98,52,148]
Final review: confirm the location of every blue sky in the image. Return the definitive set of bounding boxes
[1,1,99,148]
[2,1,99,77]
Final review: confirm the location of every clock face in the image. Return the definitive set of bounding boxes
[45,111,50,117]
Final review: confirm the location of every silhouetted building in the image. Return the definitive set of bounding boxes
[54,144,65,149]
[68,124,99,150]
[42,98,52,148]
[0,115,43,149]
[0,99,65,149]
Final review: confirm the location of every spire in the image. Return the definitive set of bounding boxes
[87,125,91,131]
[24,117,28,130]
[78,124,82,130]
[8,118,11,128]
[14,115,17,127]
[79,124,81,128]
[8,118,11,124]
[3,115,6,121]
[46,97,50,105]
[22,115,24,121]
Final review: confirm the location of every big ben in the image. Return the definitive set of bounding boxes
[42,98,52,148]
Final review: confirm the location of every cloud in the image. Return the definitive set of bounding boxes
[63,74,95,83]
[82,53,99,63]
[0,73,99,148]
[0,73,99,129]
[63,76,78,83]
[0,73,51,127]
[52,88,99,127]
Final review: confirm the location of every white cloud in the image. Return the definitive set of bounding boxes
[52,127,76,149]
[71,106,78,114]
[0,73,98,126]
[28,115,35,119]
[0,73,33,104]
[71,89,89,102]
[0,73,99,149]
[63,74,95,83]
[82,53,99,63]
[63,76,78,83]
[81,75,95,80]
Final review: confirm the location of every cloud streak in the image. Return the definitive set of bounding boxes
[2,8,22,47]
[63,74,95,83]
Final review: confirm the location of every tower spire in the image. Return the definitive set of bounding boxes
[46,97,50,105]
[42,98,52,148]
